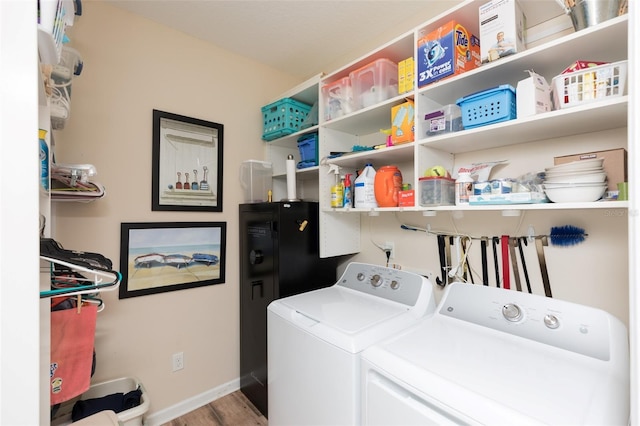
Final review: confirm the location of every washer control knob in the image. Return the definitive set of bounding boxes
[544,314,560,329]
[390,280,400,290]
[502,303,522,322]
[357,272,366,282]
[370,274,382,287]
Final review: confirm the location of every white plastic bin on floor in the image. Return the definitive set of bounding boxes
[51,376,149,426]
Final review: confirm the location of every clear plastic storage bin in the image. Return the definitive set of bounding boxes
[321,77,353,120]
[419,177,455,206]
[423,104,462,137]
[350,58,398,110]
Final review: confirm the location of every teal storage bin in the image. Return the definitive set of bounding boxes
[262,98,312,141]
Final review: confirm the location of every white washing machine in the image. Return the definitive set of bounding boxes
[267,262,436,425]
[361,282,630,425]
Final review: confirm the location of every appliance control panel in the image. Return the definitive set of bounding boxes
[337,262,430,307]
[438,283,619,361]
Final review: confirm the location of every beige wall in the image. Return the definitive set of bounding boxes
[53,2,298,416]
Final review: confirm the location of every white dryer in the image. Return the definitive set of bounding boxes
[267,262,436,425]
[361,282,630,425]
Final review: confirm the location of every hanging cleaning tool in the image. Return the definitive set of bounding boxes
[518,237,533,294]
[492,237,501,288]
[501,235,510,290]
[549,225,588,246]
[481,237,489,286]
[535,235,553,298]
[329,164,343,208]
[435,234,447,287]
[508,237,522,292]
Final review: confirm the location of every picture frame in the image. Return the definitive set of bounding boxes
[152,109,224,212]
[119,221,226,299]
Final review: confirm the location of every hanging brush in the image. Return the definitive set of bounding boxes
[549,225,588,246]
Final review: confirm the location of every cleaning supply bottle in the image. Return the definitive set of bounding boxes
[374,165,403,207]
[343,173,352,207]
[455,172,474,205]
[39,129,49,191]
[330,166,344,208]
[354,163,377,209]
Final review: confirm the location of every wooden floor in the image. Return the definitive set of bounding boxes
[162,390,267,426]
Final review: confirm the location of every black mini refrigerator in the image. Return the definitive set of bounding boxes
[239,201,339,417]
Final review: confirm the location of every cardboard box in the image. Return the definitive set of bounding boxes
[479,0,526,63]
[391,100,415,144]
[516,70,551,118]
[554,148,627,191]
[399,189,415,207]
[398,56,415,94]
[405,56,414,92]
[417,21,480,87]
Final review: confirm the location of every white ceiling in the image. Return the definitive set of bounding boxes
[105,1,564,80]
[104,0,461,79]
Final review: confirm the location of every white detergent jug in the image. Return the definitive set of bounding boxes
[354,163,377,208]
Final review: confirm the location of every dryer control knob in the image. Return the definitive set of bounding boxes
[502,303,522,322]
[370,274,382,287]
[390,280,399,290]
[544,314,560,329]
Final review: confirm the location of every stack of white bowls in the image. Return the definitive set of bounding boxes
[543,158,607,202]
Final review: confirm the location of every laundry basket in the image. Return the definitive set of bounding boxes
[50,377,149,426]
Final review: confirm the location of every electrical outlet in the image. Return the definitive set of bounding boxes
[383,241,395,260]
[172,352,184,372]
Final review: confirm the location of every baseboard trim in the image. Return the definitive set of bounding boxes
[144,378,240,426]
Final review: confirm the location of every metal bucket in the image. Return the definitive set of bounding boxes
[567,0,626,31]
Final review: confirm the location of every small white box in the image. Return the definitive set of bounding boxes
[517,70,551,118]
[479,0,526,63]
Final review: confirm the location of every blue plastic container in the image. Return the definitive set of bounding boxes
[456,84,517,129]
[297,133,318,168]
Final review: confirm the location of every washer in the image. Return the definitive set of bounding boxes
[267,262,436,425]
[361,282,630,425]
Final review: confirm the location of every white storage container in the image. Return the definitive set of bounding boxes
[51,377,149,426]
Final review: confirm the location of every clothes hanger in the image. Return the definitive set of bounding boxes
[40,255,121,299]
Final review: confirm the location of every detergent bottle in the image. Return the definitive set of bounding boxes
[374,165,402,207]
[343,173,352,207]
[354,164,377,209]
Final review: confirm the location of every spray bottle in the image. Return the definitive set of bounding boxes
[343,173,352,207]
[329,165,343,208]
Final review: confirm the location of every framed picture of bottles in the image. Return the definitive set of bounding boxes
[152,109,224,212]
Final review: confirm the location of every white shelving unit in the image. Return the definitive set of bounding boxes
[264,0,629,259]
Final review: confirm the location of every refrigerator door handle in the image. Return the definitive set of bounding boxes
[251,280,264,299]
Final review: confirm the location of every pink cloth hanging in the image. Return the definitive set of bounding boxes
[50,304,97,405]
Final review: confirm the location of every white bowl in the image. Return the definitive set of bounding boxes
[543,183,607,203]
[545,158,604,172]
[544,168,604,177]
[544,171,607,184]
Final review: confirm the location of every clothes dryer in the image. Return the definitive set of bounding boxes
[361,282,629,425]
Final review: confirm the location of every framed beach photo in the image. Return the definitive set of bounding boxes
[152,110,224,212]
[119,222,226,299]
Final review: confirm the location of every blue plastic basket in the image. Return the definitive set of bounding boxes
[297,133,318,168]
[456,85,516,129]
[262,98,312,141]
